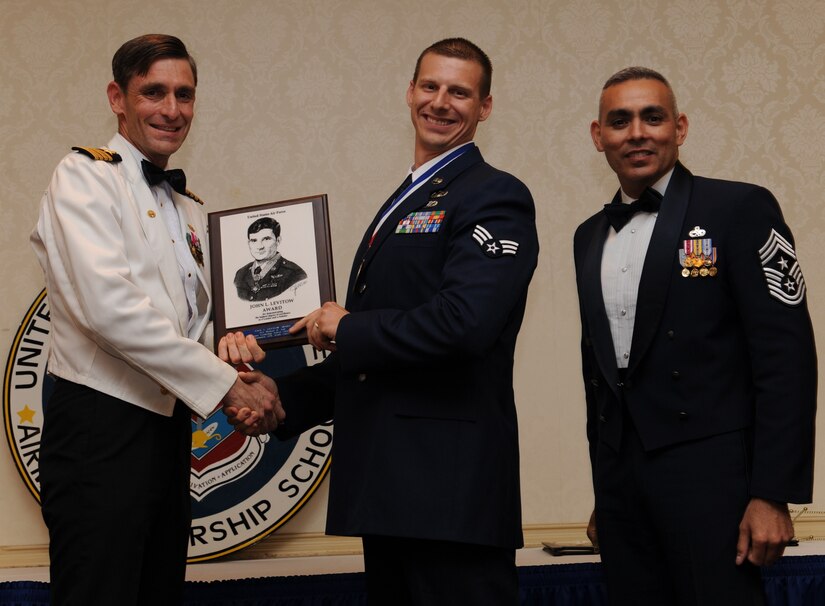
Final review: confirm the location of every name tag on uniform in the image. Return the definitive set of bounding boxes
[396,210,446,234]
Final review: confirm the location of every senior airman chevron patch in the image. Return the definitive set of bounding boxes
[472,225,519,258]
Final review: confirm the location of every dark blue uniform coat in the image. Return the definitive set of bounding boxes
[574,161,817,602]
[276,145,538,549]
[574,162,816,504]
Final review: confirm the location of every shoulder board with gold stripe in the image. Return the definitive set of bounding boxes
[71,146,122,162]
[184,189,204,205]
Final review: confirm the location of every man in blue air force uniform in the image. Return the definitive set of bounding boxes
[227,38,538,605]
[574,67,817,605]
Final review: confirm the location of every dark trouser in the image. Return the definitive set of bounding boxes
[361,535,518,606]
[40,379,192,606]
[594,405,764,606]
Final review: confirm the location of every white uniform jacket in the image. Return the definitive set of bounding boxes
[31,134,236,418]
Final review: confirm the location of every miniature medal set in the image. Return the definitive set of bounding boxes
[679,225,717,278]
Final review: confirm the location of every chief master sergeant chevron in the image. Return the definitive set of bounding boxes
[30,34,282,606]
[227,37,539,605]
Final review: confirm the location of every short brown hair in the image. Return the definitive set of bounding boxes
[412,38,492,99]
[112,34,197,91]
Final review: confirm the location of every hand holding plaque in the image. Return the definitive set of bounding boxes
[289,301,349,352]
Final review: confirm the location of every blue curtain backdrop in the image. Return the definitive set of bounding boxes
[2,557,824,605]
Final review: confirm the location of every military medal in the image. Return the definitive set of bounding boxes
[396,210,446,234]
[371,144,470,246]
[678,226,718,278]
[186,224,204,266]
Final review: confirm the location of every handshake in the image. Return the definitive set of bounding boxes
[215,303,348,436]
[217,331,284,436]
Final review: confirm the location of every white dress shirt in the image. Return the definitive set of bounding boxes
[601,168,674,368]
[121,140,203,338]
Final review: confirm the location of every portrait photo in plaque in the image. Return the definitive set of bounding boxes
[209,194,334,348]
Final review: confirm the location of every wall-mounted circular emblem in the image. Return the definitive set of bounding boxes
[3,290,332,561]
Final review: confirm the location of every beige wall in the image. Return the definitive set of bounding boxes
[2,0,825,550]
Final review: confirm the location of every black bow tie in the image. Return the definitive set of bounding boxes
[603,187,663,232]
[141,159,187,195]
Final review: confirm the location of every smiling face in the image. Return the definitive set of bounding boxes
[406,52,492,168]
[248,228,279,262]
[590,78,688,198]
[107,57,196,168]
